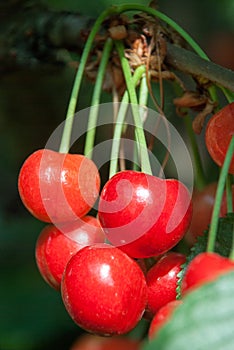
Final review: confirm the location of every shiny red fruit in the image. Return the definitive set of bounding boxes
[181,252,234,294]
[98,170,192,258]
[61,244,147,336]
[146,252,186,316]
[70,334,140,350]
[35,216,105,290]
[205,102,234,174]
[18,149,100,223]
[148,300,182,340]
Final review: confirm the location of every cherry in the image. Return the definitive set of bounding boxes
[35,216,105,290]
[205,102,234,174]
[18,149,100,223]
[70,334,140,350]
[181,252,234,294]
[146,252,186,316]
[98,170,192,258]
[61,244,148,336]
[185,183,234,245]
[148,300,182,340]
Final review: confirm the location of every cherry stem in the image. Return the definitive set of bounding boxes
[132,74,149,171]
[207,135,234,253]
[59,7,115,153]
[84,38,113,158]
[184,114,207,190]
[139,74,149,108]
[109,65,146,178]
[115,40,152,175]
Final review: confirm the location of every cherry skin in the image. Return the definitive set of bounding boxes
[61,244,148,336]
[205,102,234,174]
[69,334,140,350]
[146,252,186,316]
[98,170,192,258]
[181,252,234,295]
[35,216,105,290]
[148,300,182,340]
[18,149,100,223]
[185,183,234,245]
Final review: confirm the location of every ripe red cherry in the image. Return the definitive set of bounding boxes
[148,300,182,340]
[70,334,140,350]
[146,252,186,316]
[205,102,234,174]
[35,216,105,290]
[98,170,192,258]
[185,183,234,245]
[18,149,100,223]
[181,252,234,294]
[61,244,148,336]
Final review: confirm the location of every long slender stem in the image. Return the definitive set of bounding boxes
[109,65,146,178]
[132,74,149,171]
[207,136,234,252]
[115,40,152,175]
[84,38,113,158]
[139,74,149,108]
[59,7,115,153]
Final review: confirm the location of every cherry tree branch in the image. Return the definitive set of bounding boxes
[166,42,234,92]
[1,2,234,94]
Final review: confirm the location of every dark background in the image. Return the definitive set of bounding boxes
[0,0,233,349]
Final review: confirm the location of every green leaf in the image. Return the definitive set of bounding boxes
[143,271,234,350]
[177,213,234,298]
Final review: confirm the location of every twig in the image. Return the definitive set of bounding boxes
[166,42,234,92]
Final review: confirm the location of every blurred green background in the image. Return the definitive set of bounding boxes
[0,0,233,349]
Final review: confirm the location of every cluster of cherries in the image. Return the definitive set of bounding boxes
[18,102,234,342]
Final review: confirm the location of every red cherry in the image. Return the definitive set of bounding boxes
[35,216,105,290]
[181,252,234,294]
[148,300,182,340]
[146,252,186,316]
[70,334,140,350]
[18,149,100,223]
[205,102,234,174]
[98,170,192,258]
[61,244,148,336]
[185,183,234,245]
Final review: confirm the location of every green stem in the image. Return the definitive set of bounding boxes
[207,135,234,253]
[109,66,146,178]
[132,74,149,171]
[139,74,149,108]
[115,40,152,175]
[59,7,116,153]
[84,38,113,158]
[184,114,207,190]
[220,86,234,104]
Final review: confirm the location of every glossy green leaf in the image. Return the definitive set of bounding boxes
[143,271,234,350]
